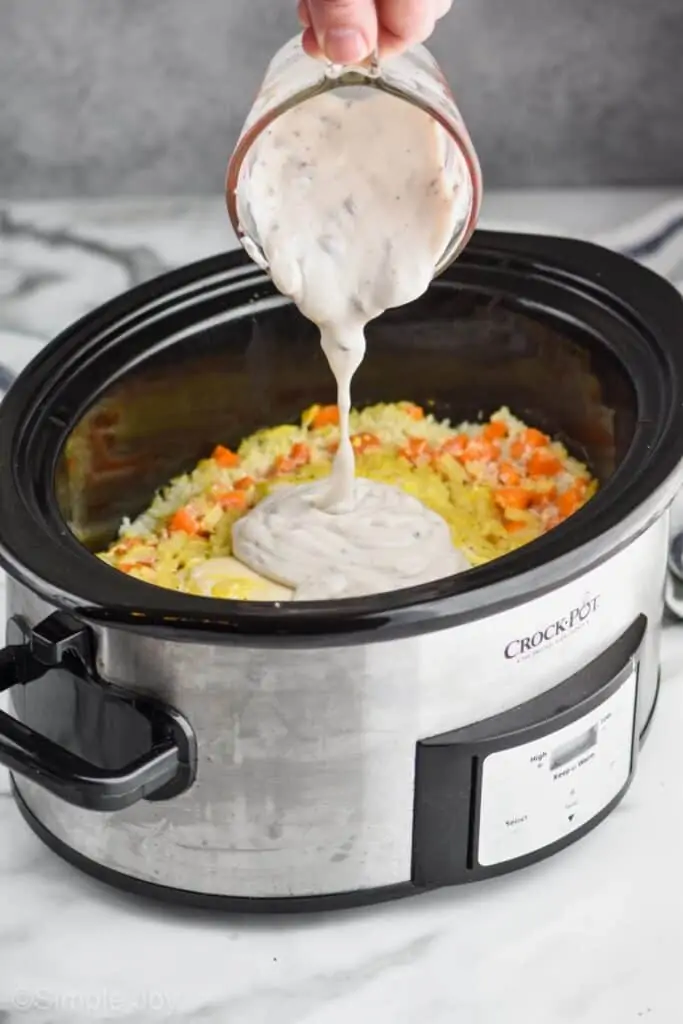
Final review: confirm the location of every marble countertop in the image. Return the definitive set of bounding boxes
[1,189,683,1024]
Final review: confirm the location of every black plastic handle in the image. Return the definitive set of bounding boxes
[0,612,197,812]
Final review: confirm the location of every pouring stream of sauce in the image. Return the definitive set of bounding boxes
[231,88,471,599]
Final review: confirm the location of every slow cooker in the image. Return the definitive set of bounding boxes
[1,230,682,912]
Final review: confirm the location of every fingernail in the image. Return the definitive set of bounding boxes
[323,28,368,64]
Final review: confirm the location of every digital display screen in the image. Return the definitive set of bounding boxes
[550,724,599,771]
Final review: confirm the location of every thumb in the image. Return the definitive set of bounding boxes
[306,0,379,64]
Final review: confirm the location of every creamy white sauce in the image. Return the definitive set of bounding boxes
[233,477,467,600]
[233,88,471,600]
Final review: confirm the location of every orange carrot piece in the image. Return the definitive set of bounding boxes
[494,487,532,511]
[483,420,507,441]
[529,485,557,506]
[527,449,563,477]
[509,439,526,460]
[312,405,339,429]
[234,476,255,490]
[557,487,582,518]
[290,442,310,464]
[440,434,469,457]
[461,438,499,463]
[212,444,240,468]
[520,427,549,448]
[401,403,425,421]
[216,490,248,511]
[399,436,431,463]
[169,507,199,534]
[272,441,311,475]
[505,520,527,533]
[498,461,521,486]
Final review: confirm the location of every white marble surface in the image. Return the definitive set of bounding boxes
[1,189,683,1023]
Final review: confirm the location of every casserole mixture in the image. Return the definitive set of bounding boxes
[98,401,596,600]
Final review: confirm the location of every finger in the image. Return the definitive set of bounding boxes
[434,0,452,20]
[376,0,437,48]
[297,0,311,27]
[302,25,323,58]
[306,0,379,64]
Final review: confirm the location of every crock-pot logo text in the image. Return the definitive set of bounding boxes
[504,596,600,661]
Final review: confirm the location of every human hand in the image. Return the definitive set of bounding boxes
[298,0,452,65]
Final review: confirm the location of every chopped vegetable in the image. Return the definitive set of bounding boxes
[460,438,499,463]
[400,402,425,420]
[212,445,240,468]
[520,427,549,448]
[527,449,563,477]
[169,507,199,535]
[505,519,527,533]
[399,436,432,464]
[311,405,340,429]
[498,462,521,486]
[215,490,249,511]
[440,434,469,457]
[557,487,582,518]
[483,420,507,441]
[494,487,532,511]
[272,442,311,475]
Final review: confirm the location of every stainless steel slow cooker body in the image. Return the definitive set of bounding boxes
[1,231,683,911]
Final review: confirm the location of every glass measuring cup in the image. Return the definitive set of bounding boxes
[225,35,482,277]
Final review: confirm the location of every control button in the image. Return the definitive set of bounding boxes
[504,815,528,829]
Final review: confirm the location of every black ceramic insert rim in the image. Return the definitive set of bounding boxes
[1,230,683,643]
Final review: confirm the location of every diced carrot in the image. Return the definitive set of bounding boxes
[529,485,557,506]
[234,476,255,490]
[527,449,563,477]
[461,438,499,463]
[498,461,521,486]
[494,487,532,511]
[215,490,248,511]
[520,427,549,448]
[401,402,425,421]
[399,436,431,464]
[311,405,340,429]
[509,439,526,460]
[290,442,310,464]
[212,444,240,468]
[169,507,199,534]
[505,520,527,533]
[351,432,382,454]
[272,441,311,475]
[440,434,469,457]
[557,487,582,518]
[483,420,507,441]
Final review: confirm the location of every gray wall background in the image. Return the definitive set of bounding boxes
[1,0,682,198]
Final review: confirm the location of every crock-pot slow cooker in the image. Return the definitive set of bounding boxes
[1,230,682,912]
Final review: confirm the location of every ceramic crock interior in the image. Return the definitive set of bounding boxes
[56,281,637,558]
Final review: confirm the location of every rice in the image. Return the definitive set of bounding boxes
[97,401,598,598]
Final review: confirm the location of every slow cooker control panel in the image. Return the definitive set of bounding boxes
[412,616,645,887]
[477,665,636,866]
